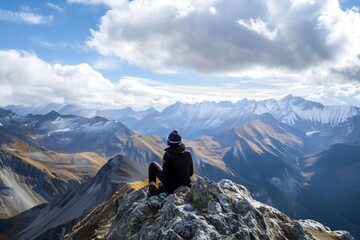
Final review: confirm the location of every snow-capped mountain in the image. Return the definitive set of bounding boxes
[101,107,158,128]
[3,103,158,129]
[130,95,360,140]
[4,95,359,139]
[29,110,134,156]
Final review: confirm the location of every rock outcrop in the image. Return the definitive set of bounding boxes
[66,177,354,240]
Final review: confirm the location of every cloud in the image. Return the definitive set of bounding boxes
[237,18,278,41]
[0,50,118,107]
[46,3,65,12]
[0,7,53,24]
[85,0,360,79]
[1,49,359,110]
[0,49,224,109]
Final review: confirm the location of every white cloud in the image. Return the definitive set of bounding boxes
[85,0,360,80]
[0,49,228,109]
[46,3,65,12]
[0,7,53,24]
[1,49,360,109]
[237,18,278,41]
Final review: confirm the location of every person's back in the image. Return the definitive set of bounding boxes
[148,129,194,196]
[162,143,193,193]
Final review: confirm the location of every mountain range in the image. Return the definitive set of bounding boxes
[0,156,355,240]
[1,94,360,238]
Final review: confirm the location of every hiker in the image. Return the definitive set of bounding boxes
[148,129,194,196]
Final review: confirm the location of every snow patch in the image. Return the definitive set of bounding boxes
[306,131,320,137]
[60,137,72,142]
[52,128,72,133]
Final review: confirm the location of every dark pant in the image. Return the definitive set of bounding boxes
[148,162,164,183]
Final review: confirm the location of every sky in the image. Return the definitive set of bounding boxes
[0,0,360,110]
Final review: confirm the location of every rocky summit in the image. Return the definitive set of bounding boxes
[65,177,354,240]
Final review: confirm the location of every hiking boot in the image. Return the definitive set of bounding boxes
[148,182,159,197]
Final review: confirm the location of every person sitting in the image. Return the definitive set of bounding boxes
[148,129,194,196]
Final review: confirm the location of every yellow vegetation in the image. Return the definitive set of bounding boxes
[1,140,107,183]
[187,136,228,171]
[304,227,344,240]
[129,180,149,191]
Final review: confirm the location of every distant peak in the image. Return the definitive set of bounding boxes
[280,94,297,101]
[40,110,61,121]
[45,110,60,116]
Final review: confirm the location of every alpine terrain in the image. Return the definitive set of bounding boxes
[0,95,359,238]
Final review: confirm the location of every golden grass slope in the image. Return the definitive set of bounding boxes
[0,138,108,218]
[187,136,229,172]
[1,139,107,184]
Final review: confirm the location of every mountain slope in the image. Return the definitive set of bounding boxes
[299,144,360,238]
[0,139,107,218]
[0,149,69,218]
[0,154,147,240]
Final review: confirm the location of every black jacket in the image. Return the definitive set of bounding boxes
[162,144,193,194]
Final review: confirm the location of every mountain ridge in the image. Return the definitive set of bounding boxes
[65,176,354,240]
[4,95,360,137]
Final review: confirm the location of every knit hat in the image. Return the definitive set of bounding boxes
[167,129,182,145]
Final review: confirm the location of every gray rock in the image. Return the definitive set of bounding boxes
[183,203,193,212]
[67,177,355,240]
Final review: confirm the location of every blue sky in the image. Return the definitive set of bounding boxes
[0,0,360,109]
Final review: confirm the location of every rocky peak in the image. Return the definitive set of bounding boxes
[65,177,354,240]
